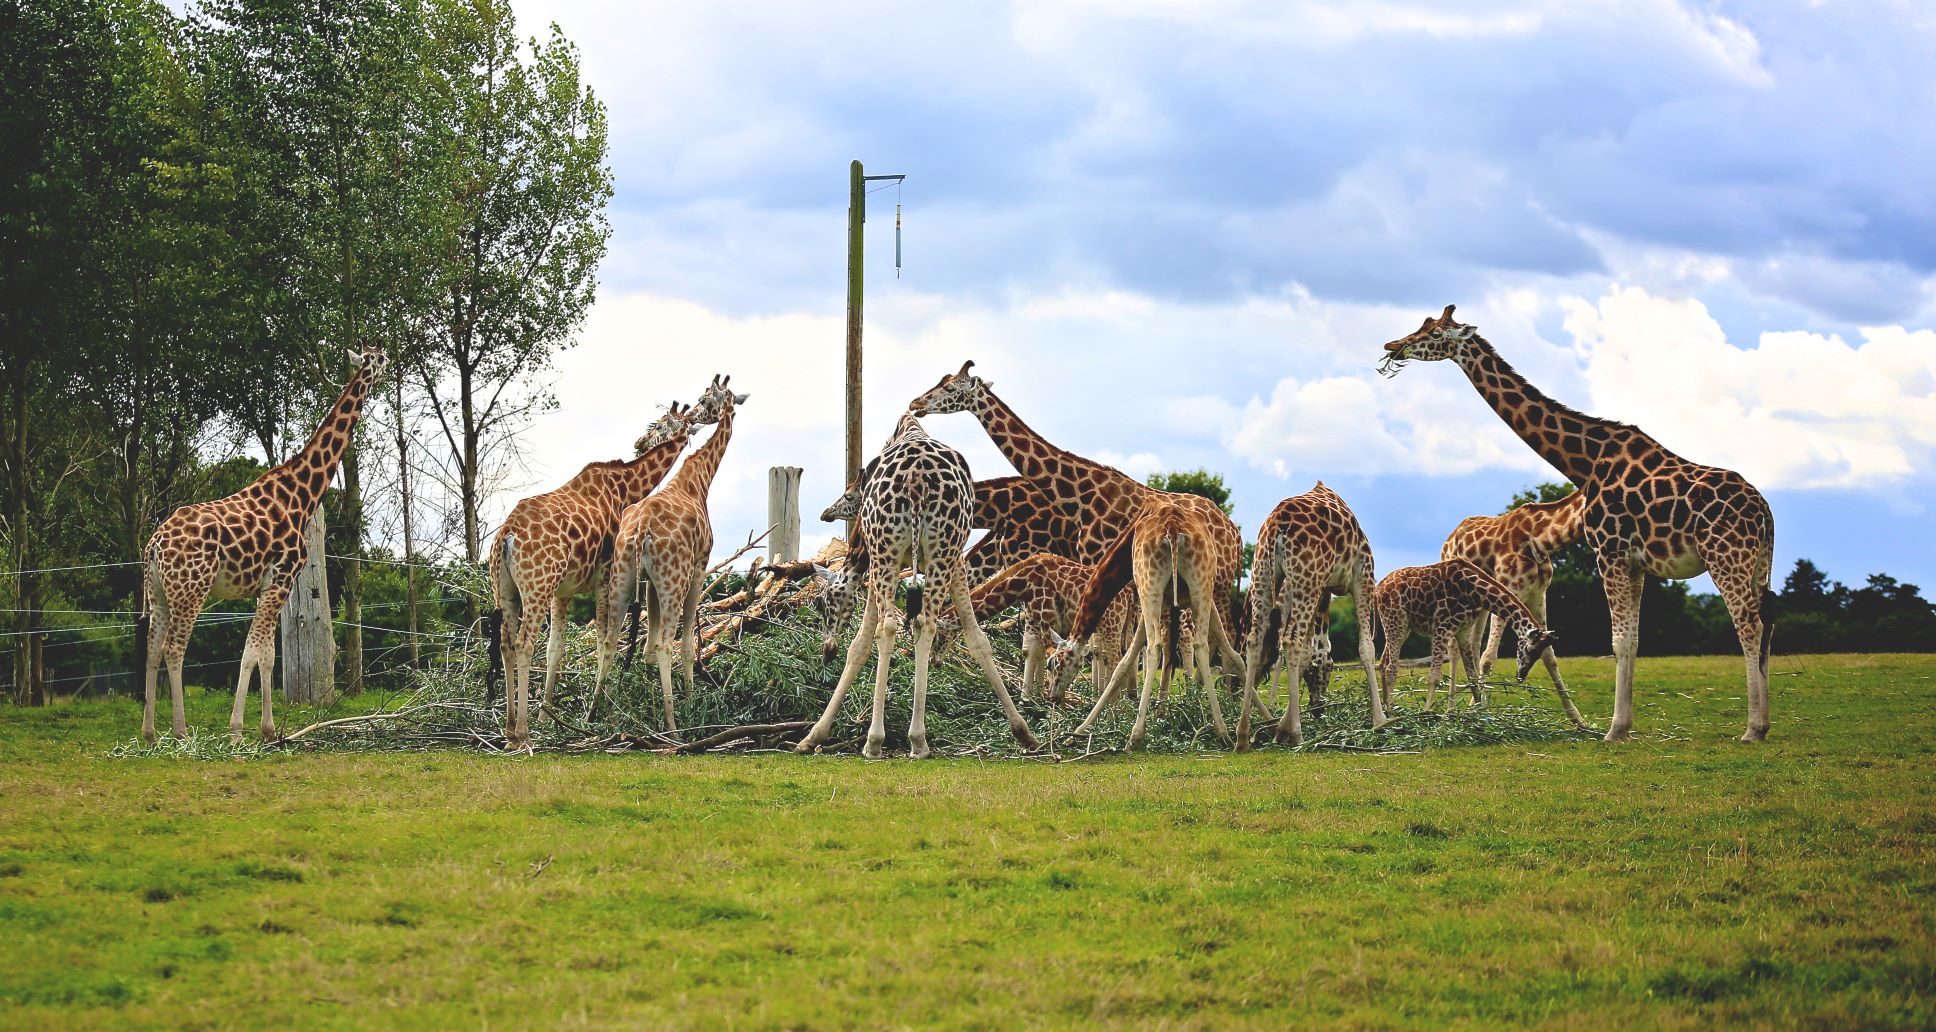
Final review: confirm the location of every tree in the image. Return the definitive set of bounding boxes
[191,0,443,692]
[411,0,612,592]
[1147,468,1234,516]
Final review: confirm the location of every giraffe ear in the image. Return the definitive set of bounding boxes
[346,347,362,364]
[812,563,834,581]
[733,392,750,404]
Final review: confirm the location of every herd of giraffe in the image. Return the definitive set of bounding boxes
[137,304,1775,753]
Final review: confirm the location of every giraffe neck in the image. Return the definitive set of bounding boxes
[665,406,735,498]
[1527,493,1587,554]
[968,559,1035,619]
[1452,335,1632,486]
[574,431,692,512]
[1467,564,1541,636]
[270,362,375,514]
[968,390,1080,481]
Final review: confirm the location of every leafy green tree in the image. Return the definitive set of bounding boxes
[1147,468,1234,515]
[410,0,612,581]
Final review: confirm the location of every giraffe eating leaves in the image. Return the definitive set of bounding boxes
[1370,559,1561,715]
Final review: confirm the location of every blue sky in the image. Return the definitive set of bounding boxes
[509,0,1936,592]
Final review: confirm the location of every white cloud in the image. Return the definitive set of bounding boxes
[1561,286,1936,489]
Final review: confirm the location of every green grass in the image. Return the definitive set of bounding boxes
[1,653,1932,1029]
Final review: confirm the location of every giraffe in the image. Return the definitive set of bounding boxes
[139,343,387,745]
[1048,492,1245,751]
[489,379,737,751]
[938,552,1133,704]
[1234,482,1382,749]
[1442,489,1592,730]
[1379,305,1775,741]
[908,361,1244,674]
[1369,559,1561,715]
[604,377,749,731]
[796,414,1038,758]
[961,476,1075,586]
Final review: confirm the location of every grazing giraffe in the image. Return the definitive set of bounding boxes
[939,552,1133,704]
[1235,483,1382,749]
[139,343,387,745]
[908,362,1243,672]
[1380,305,1775,741]
[605,377,749,730]
[1442,489,1592,730]
[490,380,735,751]
[1051,493,1244,751]
[1370,559,1561,714]
[796,414,1038,758]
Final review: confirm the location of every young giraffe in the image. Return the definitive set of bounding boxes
[940,553,1133,704]
[1370,560,1561,714]
[1380,305,1776,741]
[960,476,1076,586]
[909,362,1244,675]
[1441,490,1592,730]
[139,343,387,745]
[604,377,749,731]
[1050,493,1245,751]
[796,413,1038,758]
[490,380,736,750]
[1235,482,1382,749]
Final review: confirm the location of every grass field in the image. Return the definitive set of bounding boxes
[2,652,1933,1029]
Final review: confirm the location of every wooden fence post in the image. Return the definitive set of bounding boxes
[768,466,802,564]
[280,508,335,704]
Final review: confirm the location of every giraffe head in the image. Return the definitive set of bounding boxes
[808,562,860,659]
[632,401,692,456]
[907,360,989,416]
[1044,628,1083,679]
[1513,628,1560,683]
[1377,304,1476,377]
[820,456,878,523]
[348,341,390,383]
[689,374,750,426]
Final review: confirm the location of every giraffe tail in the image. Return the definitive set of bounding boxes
[485,608,504,698]
[1759,589,1776,678]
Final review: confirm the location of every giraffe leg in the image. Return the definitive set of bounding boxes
[508,600,546,751]
[162,577,207,741]
[907,610,936,759]
[864,603,901,759]
[1356,564,1387,725]
[1273,595,1321,747]
[1235,594,1270,753]
[1600,556,1643,742]
[588,563,623,721]
[1128,609,1164,753]
[1455,623,1484,707]
[1529,591,1589,730]
[140,583,167,746]
[1704,539,1773,742]
[1379,611,1406,718]
[797,595,881,753]
[248,580,292,741]
[1074,622,1144,737]
[651,582,683,732]
[1020,627,1043,704]
[948,573,1039,751]
[1179,565,1230,743]
[540,597,569,710]
[681,573,703,693]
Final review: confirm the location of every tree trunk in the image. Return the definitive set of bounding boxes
[340,430,364,694]
[458,358,481,623]
[8,368,39,706]
[394,376,419,666]
[280,508,336,704]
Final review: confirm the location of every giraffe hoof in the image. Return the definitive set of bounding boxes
[909,740,932,760]
[862,737,886,760]
[260,724,279,743]
[1602,728,1632,743]
[141,730,157,747]
[1739,727,1768,743]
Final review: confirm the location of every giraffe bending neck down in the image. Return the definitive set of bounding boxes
[1370,560,1561,714]
[140,343,388,745]
[604,376,750,731]
[1235,483,1382,750]
[1049,493,1244,751]
[1381,305,1775,742]
[796,414,1039,758]
[1442,490,1591,729]
[942,553,1131,705]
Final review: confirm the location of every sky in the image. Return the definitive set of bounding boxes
[501,0,1936,593]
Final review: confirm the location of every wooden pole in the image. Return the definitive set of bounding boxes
[844,159,864,540]
[768,466,802,564]
[280,508,335,704]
